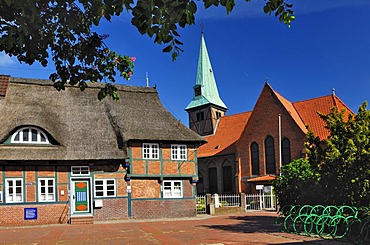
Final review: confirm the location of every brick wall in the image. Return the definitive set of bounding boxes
[131,198,196,219]
[131,179,160,198]
[93,198,128,221]
[0,203,68,226]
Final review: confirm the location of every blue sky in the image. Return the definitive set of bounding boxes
[1,1,370,125]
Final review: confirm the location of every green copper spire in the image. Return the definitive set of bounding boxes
[185,34,227,111]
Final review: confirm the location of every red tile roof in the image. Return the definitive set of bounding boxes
[0,75,10,97]
[198,111,251,158]
[293,95,354,139]
[247,174,276,182]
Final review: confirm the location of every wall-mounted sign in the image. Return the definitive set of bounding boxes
[24,208,38,220]
[256,185,264,190]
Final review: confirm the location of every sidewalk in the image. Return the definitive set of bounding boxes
[0,212,344,245]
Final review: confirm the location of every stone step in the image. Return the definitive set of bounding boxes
[70,216,94,225]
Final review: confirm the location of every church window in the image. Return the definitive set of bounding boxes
[251,142,260,175]
[265,136,276,174]
[282,138,291,164]
[222,165,232,193]
[208,167,217,194]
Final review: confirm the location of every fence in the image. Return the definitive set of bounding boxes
[245,194,276,211]
[196,193,276,214]
[196,195,206,214]
[212,194,241,208]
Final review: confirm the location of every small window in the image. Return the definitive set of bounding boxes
[38,178,55,202]
[71,166,90,176]
[143,143,159,159]
[216,111,222,119]
[163,180,182,198]
[196,112,204,122]
[6,178,23,203]
[10,127,50,144]
[171,144,187,160]
[94,179,116,197]
[194,86,201,96]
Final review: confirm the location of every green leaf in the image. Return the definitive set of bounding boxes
[163,45,173,53]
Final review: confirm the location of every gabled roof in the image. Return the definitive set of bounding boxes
[293,94,354,139]
[268,84,307,134]
[185,34,227,111]
[197,83,354,159]
[198,111,251,158]
[0,76,205,161]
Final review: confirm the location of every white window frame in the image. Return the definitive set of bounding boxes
[71,166,90,176]
[142,143,159,159]
[38,178,56,202]
[5,178,23,203]
[11,126,50,144]
[94,179,116,198]
[163,180,183,198]
[171,144,187,160]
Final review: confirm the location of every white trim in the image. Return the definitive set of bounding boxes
[163,180,183,198]
[142,143,159,159]
[5,178,23,203]
[94,179,116,198]
[71,166,90,176]
[11,126,50,144]
[171,144,187,160]
[38,178,56,202]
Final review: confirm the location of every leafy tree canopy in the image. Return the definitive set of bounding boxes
[0,0,294,100]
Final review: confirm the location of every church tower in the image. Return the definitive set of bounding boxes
[185,34,228,136]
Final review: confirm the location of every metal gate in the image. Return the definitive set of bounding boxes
[245,194,276,211]
[196,195,206,214]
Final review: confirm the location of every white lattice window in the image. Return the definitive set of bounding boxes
[6,178,23,203]
[94,179,116,197]
[11,127,49,144]
[171,144,187,160]
[71,166,90,176]
[38,178,55,202]
[163,180,182,198]
[142,143,159,159]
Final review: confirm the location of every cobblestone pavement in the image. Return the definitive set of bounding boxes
[0,212,347,245]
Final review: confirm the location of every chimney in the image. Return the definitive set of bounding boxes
[0,75,10,97]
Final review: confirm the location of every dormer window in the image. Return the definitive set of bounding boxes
[11,127,50,144]
[194,86,201,97]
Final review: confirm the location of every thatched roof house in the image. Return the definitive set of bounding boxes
[0,76,205,161]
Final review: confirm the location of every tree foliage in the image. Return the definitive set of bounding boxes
[275,102,370,209]
[273,158,321,207]
[0,0,294,100]
[306,102,370,207]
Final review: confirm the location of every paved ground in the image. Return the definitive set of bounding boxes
[0,212,348,245]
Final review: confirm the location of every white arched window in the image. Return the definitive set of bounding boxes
[11,127,50,144]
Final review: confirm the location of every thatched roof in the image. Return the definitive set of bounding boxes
[0,76,204,161]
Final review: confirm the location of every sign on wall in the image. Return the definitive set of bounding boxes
[24,208,38,220]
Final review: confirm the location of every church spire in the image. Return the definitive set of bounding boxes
[185,34,227,136]
[185,34,227,111]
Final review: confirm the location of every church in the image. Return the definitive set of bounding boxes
[186,34,353,195]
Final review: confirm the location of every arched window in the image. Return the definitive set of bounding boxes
[208,167,217,194]
[282,138,291,165]
[251,142,260,175]
[11,127,49,144]
[265,136,276,174]
[222,163,232,193]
